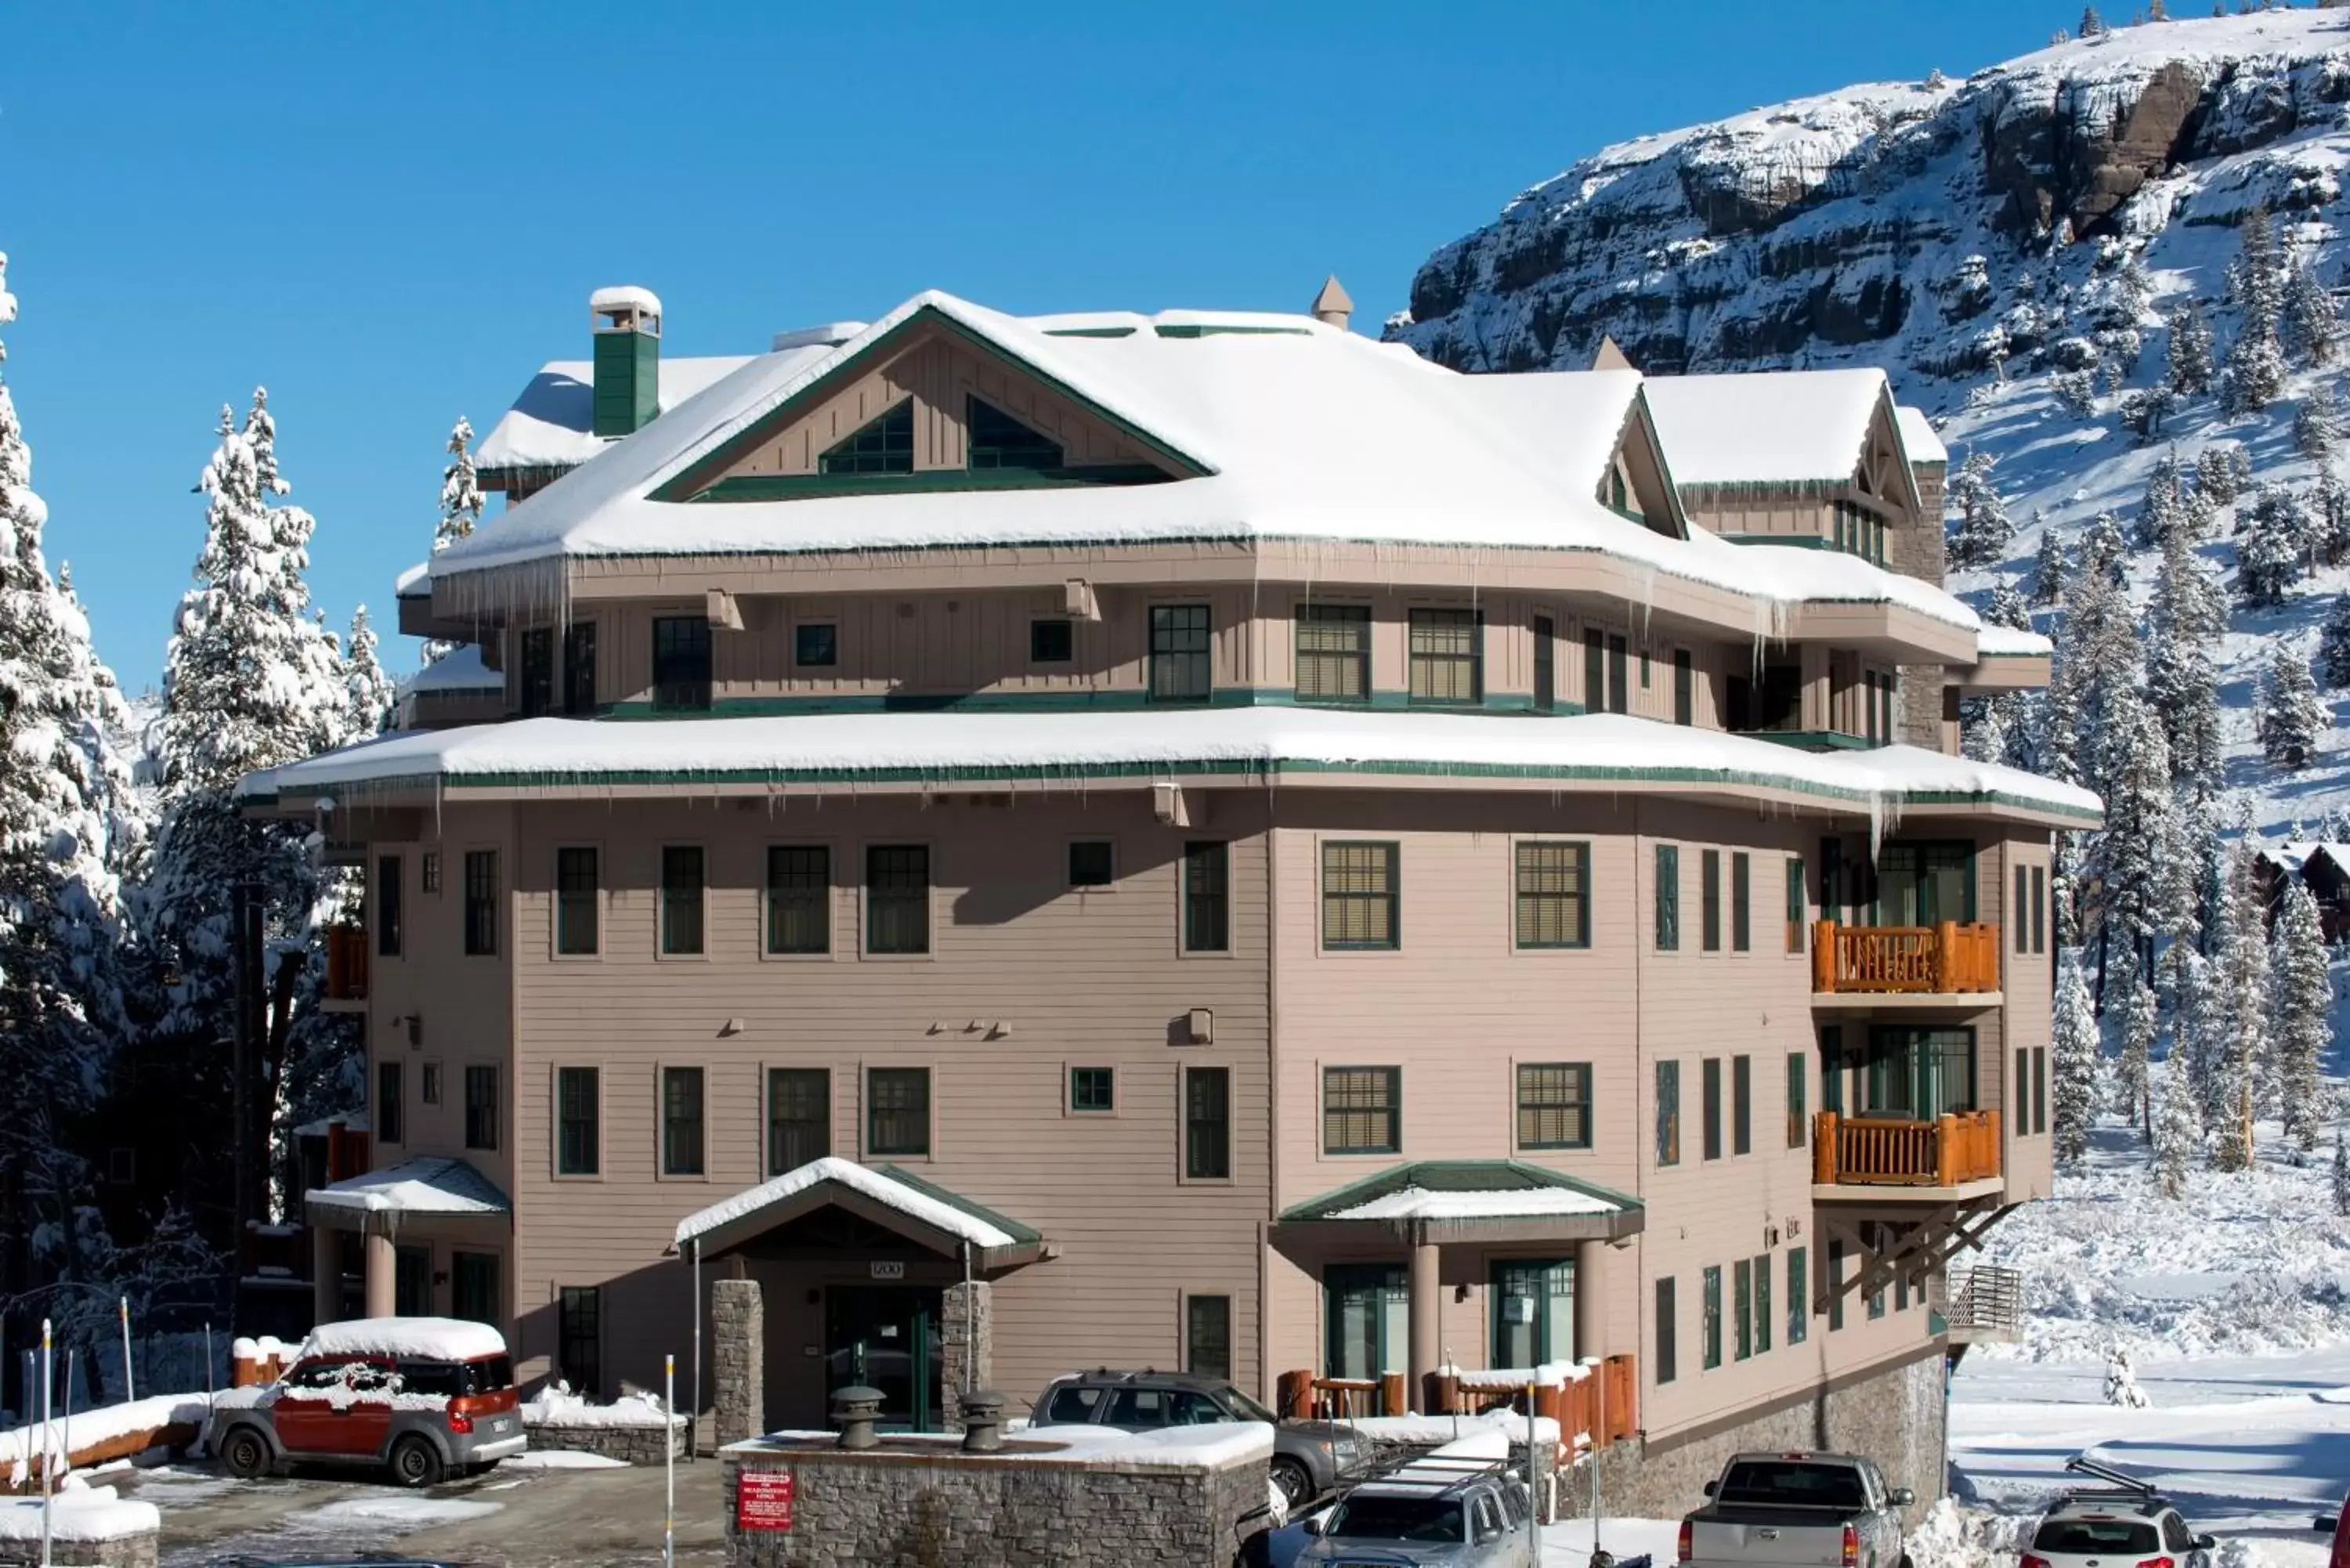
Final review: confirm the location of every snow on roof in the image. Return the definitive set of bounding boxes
[306,1156,510,1217]
[771,321,870,351]
[0,1483,159,1544]
[241,707,2102,824]
[590,284,662,316]
[1895,405,1948,465]
[292,1111,368,1137]
[302,1317,510,1363]
[395,561,431,598]
[396,643,501,697]
[2270,842,2350,875]
[1975,622,2053,658]
[1325,1184,1625,1223]
[1641,369,1889,486]
[675,1155,1018,1250]
[473,352,768,475]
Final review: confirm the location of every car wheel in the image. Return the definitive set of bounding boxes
[1270,1456,1313,1511]
[389,1434,444,1489]
[218,1425,271,1479]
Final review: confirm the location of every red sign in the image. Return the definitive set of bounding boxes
[737,1469,795,1532]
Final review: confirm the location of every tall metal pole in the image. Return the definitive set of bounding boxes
[1526,1379,1539,1566]
[663,1353,677,1568]
[119,1299,134,1405]
[690,1244,701,1463]
[40,1317,53,1568]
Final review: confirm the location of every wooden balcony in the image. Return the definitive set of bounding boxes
[1811,919,1999,998]
[1811,1108,2001,1190]
[323,924,369,1007]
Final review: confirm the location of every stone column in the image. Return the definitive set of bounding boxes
[941,1279,992,1432]
[711,1277,764,1449]
[312,1224,340,1326]
[1574,1240,1611,1361]
[1408,1241,1441,1415]
[363,1225,395,1319]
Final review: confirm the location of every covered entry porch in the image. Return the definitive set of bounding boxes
[1271,1161,1643,1416]
[304,1155,512,1325]
[674,1158,1047,1438]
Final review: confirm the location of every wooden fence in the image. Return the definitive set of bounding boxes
[1811,921,2000,993]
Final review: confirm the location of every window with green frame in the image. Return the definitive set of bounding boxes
[1701,1265,1723,1369]
[967,396,1062,469]
[1069,1067,1115,1113]
[1654,1276,1677,1383]
[1701,1057,1723,1161]
[1514,841,1590,948]
[1186,1294,1232,1379]
[1754,1252,1773,1353]
[1733,1258,1752,1360]
[1321,841,1399,950]
[1515,1063,1592,1151]
[1296,604,1372,702]
[1183,841,1230,953]
[1828,1241,1846,1330]
[1864,1025,1978,1118]
[1788,1247,1809,1345]
[1323,1066,1401,1154]
[1673,649,1694,725]
[1732,1054,1752,1156]
[1655,1060,1681,1166]
[1408,609,1481,705]
[819,400,913,475]
[1785,1051,1808,1149]
[1325,1263,1408,1382]
[1874,840,1976,926]
[1491,1259,1575,1367]
[1731,852,1751,952]
[1701,850,1722,951]
[1786,856,1807,953]
[1655,844,1680,950]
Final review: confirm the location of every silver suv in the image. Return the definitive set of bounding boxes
[1297,1455,1535,1566]
[2026,1461,2215,1568]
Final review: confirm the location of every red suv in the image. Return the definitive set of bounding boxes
[210,1317,524,1487]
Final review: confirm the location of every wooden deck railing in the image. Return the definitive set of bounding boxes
[324,924,369,1002]
[1811,920,2000,994]
[1811,1109,2001,1187]
[1279,1354,1638,1448]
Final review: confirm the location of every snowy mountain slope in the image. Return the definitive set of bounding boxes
[1389,8,2350,833]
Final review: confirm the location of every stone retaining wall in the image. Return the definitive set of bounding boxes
[0,1529,159,1568]
[521,1418,685,1465]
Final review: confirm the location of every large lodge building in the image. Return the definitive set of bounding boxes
[246,280,2092,1501]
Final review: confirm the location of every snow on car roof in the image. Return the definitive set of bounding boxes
[302,1317,508,1363]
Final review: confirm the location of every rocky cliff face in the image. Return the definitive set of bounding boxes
[1390,12,2350,378]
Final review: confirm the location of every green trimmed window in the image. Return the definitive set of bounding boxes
[652,616,710,710]
[1786,1050,1808,1149]
[1655,1277,1677,1383]
[866,1067,931,1158]
[1070,1067,1115,1112]
[766,1068,829,1175]
[1732,852,1751,952]
[660,846,704,956]
[765,846,830,955]
[1408,609,1481,705]
[1786,856,1808,953]
[1701,1057,1723,1161]
[1321,841,1399,950]
[1673,649,1694,725]
[661,1066,704,1177]
[1788,1247,1809,1345]
[866,845,931,955]
[819,400,913,475]
[1702,1265,1723,1370]
[1828,1242,1846,1331]
[564,622,597,714]
[1187,1295,1232,1379]
[1516,1062,1592,1151]
[1534,615,1556,712]
[1733,1054,1752,1156]
[1734,1258,1752,1360]
[1701,850,1722,951]
[1322,1066,1401,1154]
[555,847,598,956]
[1296,605,1371,702]
[967,396,1062,470]
[1655,1060,1681,1166]
[1149,605,1212,703]
[1183,842,1229,953]
[1755,1252,1773,1353]
[1656,844,1680,950]
[794,623,837,667]
[1186,1066,1231,1179]
[519,628,555,717]
[1515,840,1590,948]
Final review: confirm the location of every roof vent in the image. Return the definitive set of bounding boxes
[771,321,870,352]
[1311,275,1353,331]
[590,286,662,438]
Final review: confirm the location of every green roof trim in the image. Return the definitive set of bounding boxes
[1151,323,1314,338]
[1042,326,1138,338]
[1280,1159,1643,1223]
[876,1165,1043,1245]
[1744,729,1878,751]
[685,465,1167,504]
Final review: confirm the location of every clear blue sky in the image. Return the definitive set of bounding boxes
[5,0,2073,690]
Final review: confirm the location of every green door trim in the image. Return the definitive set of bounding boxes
[1488,1257,1577,1367]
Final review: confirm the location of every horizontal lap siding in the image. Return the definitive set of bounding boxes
[504,793,1272,1405]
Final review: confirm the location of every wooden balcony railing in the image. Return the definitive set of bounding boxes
[1280,1354,1639,1448]
[1811,1109,2001,1187]
[324,924,370,1002]
[1811,920,1999,994]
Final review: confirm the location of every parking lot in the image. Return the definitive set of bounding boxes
[119,1451,726,1568]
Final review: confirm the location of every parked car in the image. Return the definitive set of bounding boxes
[1677,1452,1913,1568]
[2029,1457,2214,1568]
[1295,1453,1536,1566]
[1029,1369,1365,1510]
[208,1317,524,1487]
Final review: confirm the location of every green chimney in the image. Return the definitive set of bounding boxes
[590,286,662,438]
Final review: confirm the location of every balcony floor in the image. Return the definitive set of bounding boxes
[1812,1176,2005,1205]
[1812,989,2002,1011]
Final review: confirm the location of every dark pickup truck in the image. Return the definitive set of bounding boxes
[1678,1453,1914,1568]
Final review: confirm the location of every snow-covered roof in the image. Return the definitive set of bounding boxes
[1325,1184,1624,1222]
[2270,842,2350,876]
[395,561,431,598]
[1641,369,1889,486]
[306,1156,509,1217]
[1974,623,2053,658]
[674,1155,1037,1254]
[1282,1159,1642,1234]
[1896,405,1948,465]
[771,321,870,351]
[473,352,771,476]
[240,705,2100,826]
[302,1317,509,1363]
[590,284,662,317]
[396,643,501,697]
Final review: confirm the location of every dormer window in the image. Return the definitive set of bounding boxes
[819,401,913,475]
[967,397,1063,470]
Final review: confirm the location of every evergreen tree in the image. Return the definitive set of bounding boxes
[2319,594,2350,688]
[2196,442,2241,504]
[2269,878,2331,1151]
[2209,843,2272,1169]
[2135,449,2195,549]
[2258,645,2331,767]
[2081,5,2107,35]
[2117,957,2157,1140]
[2334,1124,2350,1216]
[2168,300,2216,396]
[2315,475,2350,567]
[2153,1054,2201,1196]
[2298,386,2343,460]
[2030,525,2066,605]
[2284,260,2341,367]
[421,417,486,666]
[344,606,394,739]
[2092,679,2189,989]
[2145,525,2226,799]
[1947,450,2016,570]
[2237,486,2312,608]
[0,250,143,1317]
[2053,952,2102,1163]
[140,389,352,1227]
[2223,210,2289,416]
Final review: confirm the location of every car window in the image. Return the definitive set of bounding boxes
[2163,1515,2195,1552]
[346,1364,398,1395]
[2034,1520,2160,1555]
[1166,1391,1231,1425]
[1473,1495,1503,1539]
[285,1360,365,1391]
[1324,1494,1466,1543]
[400,1361,468,1399]
[1716,1462,1868,1511]
[1220,1385,1279,1422]
[1108,1387,1175,1426]
[1499,1483,1531,1525]
[1043,1386,1104,1425]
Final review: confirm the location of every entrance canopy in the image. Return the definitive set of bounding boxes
[306,1155,510,1223]
[1276,1160,1643,1248]
[674,1157,1046,1270]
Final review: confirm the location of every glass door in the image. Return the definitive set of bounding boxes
[1863,1027,1979,1118]
[826,1285,944,1430]
[1324,1264,1408,1382]
[1874,842,1976,927]
[1490,1259,1575,1368]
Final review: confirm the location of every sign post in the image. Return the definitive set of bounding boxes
[119,1299,134,1404]
[663,1353,675,1568]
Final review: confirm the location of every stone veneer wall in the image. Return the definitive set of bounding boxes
[724,1439,1271,1568]
[938,1281,992,1433]
[1591,1348,1946,1529]
[1897,457,1951,753]
[521,1418,686,1465]
[0,1530,159,1568]
[713,1278,765,1450]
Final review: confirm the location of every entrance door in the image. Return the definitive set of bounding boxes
[1324,1264,1408,1382]
[394,1244,432,1316]
[825,1286,943,1431]
[1490,1259,1575,1368]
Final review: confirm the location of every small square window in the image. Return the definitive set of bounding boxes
[1068,840,1115,888]
[1070,1068,1115,1112]
[421,1060,443,1106]
[795,623,838,667]
[1031,619,1074,663]
[421,851,441,894]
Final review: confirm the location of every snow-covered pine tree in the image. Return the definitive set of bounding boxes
[2257,645,2331,767]
[2319,595,2350,688]
[2284,259,2341,367]
[420,417,486,666]
[141,389,352,1229]
[2102,1348,2149,1407]
[2298,386,2343,459]
[2195,441,2240,504]
[2169,300,2217,396]
[2209,842,2271,1169]
[2145,524,2226,800]
[2092,678,2187,986]
[2081,5,2107,36]
[2053,370,2099,420]
[2052,952,2101,1163]
[1961,583,2040,765]
[2223,211,2290,417]
[0,250,145,1317]
[2117,956,2157,1140]
[2030,525,2066,605]
[2336,1124,2350,1216]
[2270,877,2331,1151]
[2153,1048,2202,1196]
[344,606,394,740]
[2237,485,2312,607]
[2316,475,2350,567]
[1946,450,2016,570]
